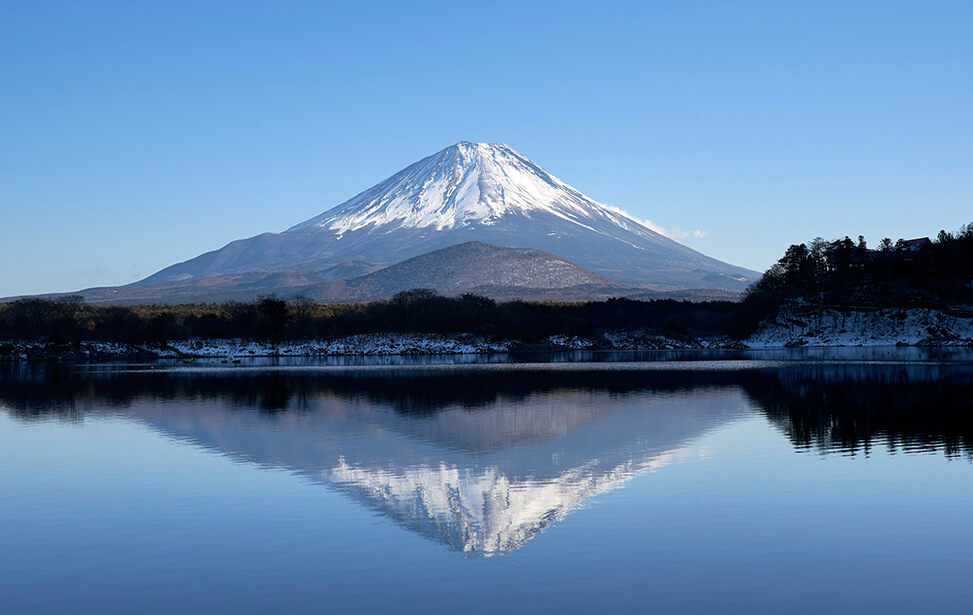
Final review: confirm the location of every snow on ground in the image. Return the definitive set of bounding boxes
[589,330,726,350]
[748,305,973,347]
[547,334,597,349]
[164,330,720,356]
[0,330,724,360]
[164,333,513,357]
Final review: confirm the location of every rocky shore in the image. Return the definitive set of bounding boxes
[748,304,973,348]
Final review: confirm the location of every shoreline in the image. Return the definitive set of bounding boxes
[0,332,733,361]
[2,328,971,362]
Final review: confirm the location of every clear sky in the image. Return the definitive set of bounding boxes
[2,0,971,297]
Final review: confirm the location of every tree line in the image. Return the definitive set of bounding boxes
[0,290,737,344]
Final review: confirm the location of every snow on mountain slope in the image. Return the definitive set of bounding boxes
[290,141,653,240]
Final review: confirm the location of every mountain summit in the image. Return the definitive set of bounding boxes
[290,141,652,237]
[138,142,757,291]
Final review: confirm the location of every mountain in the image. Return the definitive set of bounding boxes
[136,142,758,292]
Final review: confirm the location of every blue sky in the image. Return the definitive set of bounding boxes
[2,0,971,296]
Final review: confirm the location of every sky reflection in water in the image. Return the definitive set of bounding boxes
[1,350,972,614]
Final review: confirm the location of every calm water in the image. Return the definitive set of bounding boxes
[1,349,972,614]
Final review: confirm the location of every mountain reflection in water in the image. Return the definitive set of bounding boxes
[2,357,971,554]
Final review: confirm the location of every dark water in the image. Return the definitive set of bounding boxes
[1,349,972,614]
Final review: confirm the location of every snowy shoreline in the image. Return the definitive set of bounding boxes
[2,307,972,361]
[748,305,973,348]
[0,331,729,361]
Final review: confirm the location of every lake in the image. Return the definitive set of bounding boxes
[1,348,972,614]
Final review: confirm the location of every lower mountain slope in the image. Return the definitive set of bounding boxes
[44,242,645,304]
[137,212,756,291]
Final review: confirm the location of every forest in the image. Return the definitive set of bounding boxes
[0,290,737,344]
[738,223,973,329]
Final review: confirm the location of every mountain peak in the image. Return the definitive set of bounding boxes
[287,141,645,236]
[447,140,510,153]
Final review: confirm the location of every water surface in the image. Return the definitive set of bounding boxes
[1,349,971,613]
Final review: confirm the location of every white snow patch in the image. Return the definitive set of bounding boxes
[287,142,670,241]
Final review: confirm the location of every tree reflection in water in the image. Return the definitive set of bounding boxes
[3,359,970,458]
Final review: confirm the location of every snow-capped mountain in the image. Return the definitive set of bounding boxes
[290,141,659,237]
[136,142,757,290]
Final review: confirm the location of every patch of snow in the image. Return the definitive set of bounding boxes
[548,334,596,349]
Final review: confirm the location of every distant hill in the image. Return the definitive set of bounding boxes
[338,242,627,299]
